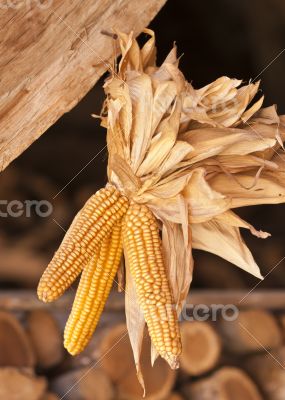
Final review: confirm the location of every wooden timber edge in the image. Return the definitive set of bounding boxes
[0,0,167,172]
[0,289,284,312]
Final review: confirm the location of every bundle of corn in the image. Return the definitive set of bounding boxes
[38,29,285,392]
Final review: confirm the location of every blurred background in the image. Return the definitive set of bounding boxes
[0,0,285,399]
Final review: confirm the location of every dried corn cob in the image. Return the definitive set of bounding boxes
[64,222,123,354]
[122,203,181,369]
[38,186,128,302]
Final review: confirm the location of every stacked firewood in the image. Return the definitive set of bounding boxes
[1,302,285,400]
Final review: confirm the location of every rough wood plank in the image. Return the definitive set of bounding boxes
[0,0,166,171]
[0,289,285,311]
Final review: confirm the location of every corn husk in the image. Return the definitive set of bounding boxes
[102,29,285,389]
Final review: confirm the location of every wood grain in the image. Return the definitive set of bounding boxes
[1,289,285,311]
[0,0,166,171]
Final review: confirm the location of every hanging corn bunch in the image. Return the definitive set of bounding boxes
[38,29,285,392]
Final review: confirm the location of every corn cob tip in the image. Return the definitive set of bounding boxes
[63,340,79,356]
[64,333,88,356]
[164,353,180,370]
[63,327,80,355]
[37,285,54,303]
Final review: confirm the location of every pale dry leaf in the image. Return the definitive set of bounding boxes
[162,221,193,315]
[117,30,142,73]
[141,28,156,69]
[147,170,192,199]
[109,153,141,195]
[182,79,262,129]
[125,257,146,395]
[181,127,276,165]
[210,154,278,173]
[151,342,159,367]
[137,97,182,177]
[128,74,153,172]
[240,95,264,124]
[191,219,263,279]
[215,210,270,239]
[151,80,177,134]
[104,77,133,153]
[209,168,285,208]
[183,168,231,223]
[146,195,184,224]
[196,76,242,104]
[157,141,193,177]
[252,105,280,125]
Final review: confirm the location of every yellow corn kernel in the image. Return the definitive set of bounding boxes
[122,203,181,369]
[64,222,123,355]
[37,186,128,303]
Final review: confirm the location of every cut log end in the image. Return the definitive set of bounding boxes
[182,367,263,400]
[51,368,114,400]
[0,311,35,368]
[245,347,285,400]
[218,368,263,400]
[180,321,221,376]
[217,309,282,354]
[0,368,46,400]
[26,310,63,369]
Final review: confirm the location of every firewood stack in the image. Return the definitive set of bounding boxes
[0,300,285,399]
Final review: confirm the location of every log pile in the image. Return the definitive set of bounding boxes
[0,302,284,399]
[217,309,282,354]
[245,348,285,400]
[181,367,263,400]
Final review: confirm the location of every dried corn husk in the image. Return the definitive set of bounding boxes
[102,29,285,388]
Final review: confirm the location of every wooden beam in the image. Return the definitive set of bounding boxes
[0,0,166,171]
[0,289,285,312]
